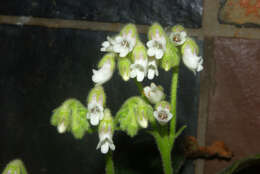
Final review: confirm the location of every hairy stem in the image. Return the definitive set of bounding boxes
[169,67,179,149]
[105,152,115,174]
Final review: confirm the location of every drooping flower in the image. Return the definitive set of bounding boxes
[153,101,173,125]
[97,109,115,154]
[130,42,148,82]
[92,53,116,85]
[147,30,166,59]
[147,58,159,80]
[144,83,164,104]
[181,38,203,74]
[86,86,106,126]
[170,25,187,46]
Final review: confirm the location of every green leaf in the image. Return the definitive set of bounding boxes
[175,125,187,139]
[217,154,260,174]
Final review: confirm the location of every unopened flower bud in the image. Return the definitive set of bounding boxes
[144,83,165,104]
[2,159,28,174]
[118,57,131,81]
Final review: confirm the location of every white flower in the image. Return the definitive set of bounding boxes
[100,36,116,52]
[137,113,148,128]
[144,83,164,104]
[154,106,173,125]
[86,95,104,126]
[57,122,66,133]
[146,31,166,59]
[182,46,203,74]
[130,56,148,82]
[147,59,159,80]
[113,32,136,57]
[170,31,187,46]
[97,126,115,154]
[92,61,113,85]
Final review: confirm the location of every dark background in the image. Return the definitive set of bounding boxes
[0,0,203,173]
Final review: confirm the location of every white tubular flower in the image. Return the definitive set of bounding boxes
[92,62,113,85]
[182,46,203,74]
[130,56,147,82]
[87,96,104,126]
[147,59,159,80]
[100,36,116,52]
[153,101,173,125]
[92,53,115,85]
[170,31,187,46]
[87,86,106,126]
[97,109,115,154]
[146,30,166,59]
[170,25,187,46]
[113,32,136,57]
[97,126,115,154]
[144,83,164,104]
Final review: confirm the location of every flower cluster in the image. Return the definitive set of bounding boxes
[51,23,204,156]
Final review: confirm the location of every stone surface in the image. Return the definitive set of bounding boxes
[0,25,202,174]
[205,37,260,173]
[219,0,260,27]
[0,0,203,28]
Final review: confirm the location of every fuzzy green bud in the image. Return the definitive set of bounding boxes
[181,37,199,55]
[148,23,166,40]
[161,41,180,71]
[71,101,90,139]
[131,41,148,62]
[115,96,154,137]
[2,159,28,174]
[51,99,74,134]
[98,53,116,71]
[120,23,139,40]
[118,57,131,81]
[87,85,106,107]
[99,109,114,133]
[51,99,91,138]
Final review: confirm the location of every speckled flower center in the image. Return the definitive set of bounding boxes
[158,110,168,120]
[91,106,100,114]
[121,40,129,48]
[173,34,181,42]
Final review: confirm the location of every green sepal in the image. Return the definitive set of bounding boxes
[131,41,147,62]
[155,100,171,111]
[118,57,132,81]
[160,41,180,71]
[115,96,154,137]
[148,23,166,40]
[2,159,28,174]
[51,99,73,132]
[50,98,91,139]
[71,100,91,139]
[181,37,199,55]
[98,53,116,71]
[99,109,114,133]
[120,23,139,40]
[171,25,186,33]
[87,85,106,106]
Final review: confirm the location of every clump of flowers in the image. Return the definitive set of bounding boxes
[50,23,203,174]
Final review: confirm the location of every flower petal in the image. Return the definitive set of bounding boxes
[101,142,109,154]
[148,69,155,80]
[155,49,163,59]
[147,48,155,57]
[90,115,99,126]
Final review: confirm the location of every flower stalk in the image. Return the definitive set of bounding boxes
[105,151,115,174]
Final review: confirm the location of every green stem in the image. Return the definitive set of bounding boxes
[105,152,115,174]
[169,67,179,149]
